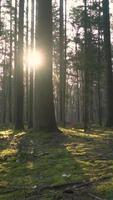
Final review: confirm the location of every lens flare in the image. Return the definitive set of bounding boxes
[27,50,44,69]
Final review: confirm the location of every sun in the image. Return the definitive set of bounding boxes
[26,50,44,69]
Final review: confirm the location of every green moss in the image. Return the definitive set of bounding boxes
[0,128,113,199]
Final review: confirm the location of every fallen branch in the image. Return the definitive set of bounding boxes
[37,175,111,192]
[38,180,91,192]
[0,180,89,195]
[25,181,91,199]
[0,175,111,196]
[88,193,107,200]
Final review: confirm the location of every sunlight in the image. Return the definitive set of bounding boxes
[27,50,44,69]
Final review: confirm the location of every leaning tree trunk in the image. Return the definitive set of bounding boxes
[103,0,113,127]
[33,0,57,131]
[14,0,24,130]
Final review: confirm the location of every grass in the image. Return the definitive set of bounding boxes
[0,128,113,199]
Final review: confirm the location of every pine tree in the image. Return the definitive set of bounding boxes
[28,0,35,128]
[34,0,57,131]
[84,0,89,131]
[103,0,113,127]
[59,0,66,126]
[14,0,24,130]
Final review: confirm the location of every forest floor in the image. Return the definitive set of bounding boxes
[0,127,113,200]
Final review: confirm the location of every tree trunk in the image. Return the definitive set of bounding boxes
[8,0,13,123]
[84,0,89,132]
[97,0,102,126]
[103,0,113,127]
[59,0,66,126]
[14,0,24,130]
[28,0,35,128]
[25,0,29,124]
[2,42,7,124]
[34,0,57,131]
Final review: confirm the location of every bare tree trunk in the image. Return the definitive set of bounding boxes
[103,0,113,127]
[84,0,89,132]
[2,42,7,124]
[28,0,35,128]
[25,0,29,124]
[0,0,1,23]
[59,0,66,126]
[77,70,80,122]
[33,0,57,131]
[14,0,24,130]
[13,0,18,123]
[97,0,102,126]
[8,0,13,123]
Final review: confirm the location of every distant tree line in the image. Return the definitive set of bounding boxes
[0,0,113,131]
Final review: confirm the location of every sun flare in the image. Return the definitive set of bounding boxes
[27,50,44,69]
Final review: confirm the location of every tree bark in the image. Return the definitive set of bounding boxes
[28,0,35,128]
[25,0,29,124]
[84,0,89,132]
[59,0,66,126]
[8,0,13,123]
[103,0,113,127]
[34,0,57,131]
[14,0,24,130]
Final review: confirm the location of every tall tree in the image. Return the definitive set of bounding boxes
[34,0,57,131]
[2,36,7,124]
[59,0,66,126]
[84,0,89,131]
[25,0,29,123]
[8,0,13,123]
[97,0,102,126]
[14,0,24,129]
[28,0,35,128]
[103,0,113,127]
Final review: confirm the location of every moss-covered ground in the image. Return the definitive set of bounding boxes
[0,128,113,199]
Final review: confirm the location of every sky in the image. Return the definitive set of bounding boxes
[5,0,113,40]
[11,0,113,15]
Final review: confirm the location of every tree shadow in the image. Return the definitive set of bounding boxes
[0,128,113,199]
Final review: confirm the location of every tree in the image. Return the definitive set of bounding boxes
[33,0,57,131]
[59,0,66,126]
[52,1,60,122]
[68,1,106,127]
[84,0,89,131]
[8,0,13,123]
[103,0,113,127]
[25,0,29,123]
[97,0,102,126]
[28,0,34,128]
[14,0,24,129]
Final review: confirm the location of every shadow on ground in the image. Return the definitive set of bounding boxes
[0,128,113,199]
